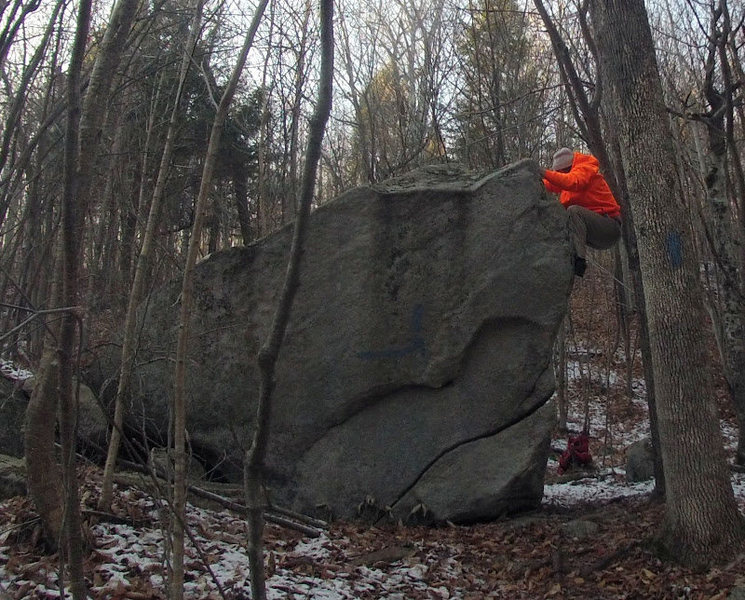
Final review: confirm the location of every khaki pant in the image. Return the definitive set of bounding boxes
[567,204,622,259]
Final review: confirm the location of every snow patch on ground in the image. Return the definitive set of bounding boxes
[543,475,655,509]
[0,357,32,382]
[85,514,458,599]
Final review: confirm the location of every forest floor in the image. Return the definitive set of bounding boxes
[2,257,745,599]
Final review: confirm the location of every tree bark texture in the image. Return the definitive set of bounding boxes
[58,0,94,595]
[590,0,745,566]
[245,1,334,598]
[23,345,63,549]
[24,0,139,596]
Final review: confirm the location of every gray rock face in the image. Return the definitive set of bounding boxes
[0,454,26,500]
[0,372,108,458]
[0,377,27,458]
[94,160,571,522]
[625,438,655,483]
[729,586,745,600]
[561,519,599,540]
[391,400,556,522]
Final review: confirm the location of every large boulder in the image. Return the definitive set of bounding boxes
[90,159,572,522]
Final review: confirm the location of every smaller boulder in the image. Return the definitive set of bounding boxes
[4,374,108,453]
[625,438,655,483]
[148,447,207,482]
[560,519,599,540]
[0,377,28,457]
[0,454,26,500]
[76,380,109,448]
[728,585,745,600]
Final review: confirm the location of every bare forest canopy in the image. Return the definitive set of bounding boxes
[1,0,743,368]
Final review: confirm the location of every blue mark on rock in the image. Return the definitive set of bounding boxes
[665,231,683,269]
[358,304,427,361]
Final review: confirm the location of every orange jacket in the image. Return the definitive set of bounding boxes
[543,152,621,218]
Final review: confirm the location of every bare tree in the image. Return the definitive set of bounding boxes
[455,0,546,167]
[56,1,92,592]
[255,2,278,236]
[244,1,333,598]
[0,0,64,230]
[590,0,745,565]
[65,0,139,590]
[170,0,269,595]
[98,0,205,513]
[689,1,745,468]
[23,2,139,597]
[244,0,334,600]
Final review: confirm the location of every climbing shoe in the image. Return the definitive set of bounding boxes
[573,256,587,277]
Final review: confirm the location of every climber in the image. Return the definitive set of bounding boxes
[542,147,622,277]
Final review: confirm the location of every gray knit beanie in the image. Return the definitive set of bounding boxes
[552,147,574,170]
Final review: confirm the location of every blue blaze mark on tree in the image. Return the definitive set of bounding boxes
[665,231,683,269]
[358,304,427,361]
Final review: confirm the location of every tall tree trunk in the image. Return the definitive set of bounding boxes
[24,342,63,549]
[285,0,312,222]
[703,138,745,466]
[127,71,165,285]
[57,0,93,594]
[170,1,269,596]
[590,0,745,566]
[605,129,664,496]
[23,1,139,597]
[245,2,333,598]
[256,5,276,237]
[87,107,125,311]
[233,160,252,244]
[723,9,745,235]
[98,0,204,512]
